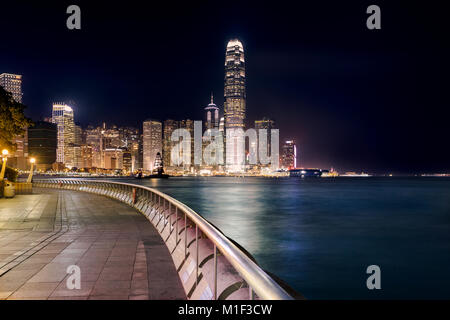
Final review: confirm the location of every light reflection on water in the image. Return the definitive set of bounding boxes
[112,176,450,299]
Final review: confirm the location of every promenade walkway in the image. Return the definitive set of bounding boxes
[0,188,186,300]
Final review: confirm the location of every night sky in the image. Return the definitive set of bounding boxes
[1,1,449,173]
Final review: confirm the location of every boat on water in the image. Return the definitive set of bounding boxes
[135,152,169,179]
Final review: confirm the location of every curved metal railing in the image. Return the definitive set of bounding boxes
[33,178,293,300]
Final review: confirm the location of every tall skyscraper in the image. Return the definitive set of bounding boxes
[205,93,219,130]
[163,119,179,168]
[180,119,194,171]
[52,103,75,165]
[143,119,162,172]
[281,140,297,169]
[224,39,246,130]
[255,118,276,163]
[0,73,22,103]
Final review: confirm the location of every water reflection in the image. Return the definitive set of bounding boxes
[118,176,450,299]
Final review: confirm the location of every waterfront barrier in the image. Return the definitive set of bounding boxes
[33,179,294,300]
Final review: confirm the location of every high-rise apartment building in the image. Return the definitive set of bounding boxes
[0,73,22,103]
[52,103,75,166]
[224,39,246,130]
[143,119,162,172]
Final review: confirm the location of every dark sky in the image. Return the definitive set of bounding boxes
[1,1,449,173]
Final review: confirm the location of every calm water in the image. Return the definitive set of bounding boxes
[112,177,450,299]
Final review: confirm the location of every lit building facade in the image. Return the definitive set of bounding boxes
[143,119,162,172]
[281,140,297,169]
[205,93,219,130]
[180,119,194,171]
[255,118,276,165]
[163,119,179,168]
[224,39,246,129]
[224,39,246,172]
[52,103,75,166]
[0,73,22,103]
[81,145,93,168]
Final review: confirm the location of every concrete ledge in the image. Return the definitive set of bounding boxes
[14,182,33,194]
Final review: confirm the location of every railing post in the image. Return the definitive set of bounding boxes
[175,207,178,244]
[196,224,199,286]
[184,212,187,259]
[169,202,171,230]
[214,244,217,300]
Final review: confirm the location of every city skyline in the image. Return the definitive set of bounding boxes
[1,2,449,173]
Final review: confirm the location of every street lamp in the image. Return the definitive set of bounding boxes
[27,157,36,183]
[0,149,9,180]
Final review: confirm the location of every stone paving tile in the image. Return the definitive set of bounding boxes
[9,282,59,299]
[0,189,186,300]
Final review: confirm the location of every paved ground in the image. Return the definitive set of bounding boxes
[0,188,186,300]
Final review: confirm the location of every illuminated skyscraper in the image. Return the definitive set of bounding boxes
[163,119,179,168]
[0,73,22,103]
[205,93,219,130]
[281,140,297,169]
[255,118,276,164]
[224,39,246,172]
[52,103,75,165]
[224,39,246,129]
[143,119,162,172]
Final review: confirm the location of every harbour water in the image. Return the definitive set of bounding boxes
[99,177,450,298]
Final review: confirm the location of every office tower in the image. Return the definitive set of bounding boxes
[81,145,93,168]
[28,121,57,171]
[0,73,22,103]
[119,127,139,149]
[122,151,132,172]
[131,140,141,172]
[224,39,246,172]
[224,39,246,130]
[66,144,82,169]
[205,93,219,130]
[219,117,225,134]
[104,148,123,170]
[163,119,180,168]
[281,140,297,169]
[180,119,194,171]
[74,125,83,145]
[255,118,276,164]
[52,103,75,166]
[143,119,162,172]
[85,126,103,168]
[8,131,29,170]
[102,126,121,149]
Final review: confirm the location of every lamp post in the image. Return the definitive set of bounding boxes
[0,149,9,181]
[27,157,36,183]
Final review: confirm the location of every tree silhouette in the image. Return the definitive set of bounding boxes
[0,86,33,151]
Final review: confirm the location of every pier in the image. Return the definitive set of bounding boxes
[0,188,185,299]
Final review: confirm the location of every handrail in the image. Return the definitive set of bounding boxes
[33,178,294,300]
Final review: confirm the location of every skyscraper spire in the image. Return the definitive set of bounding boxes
[211,92,214,104]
